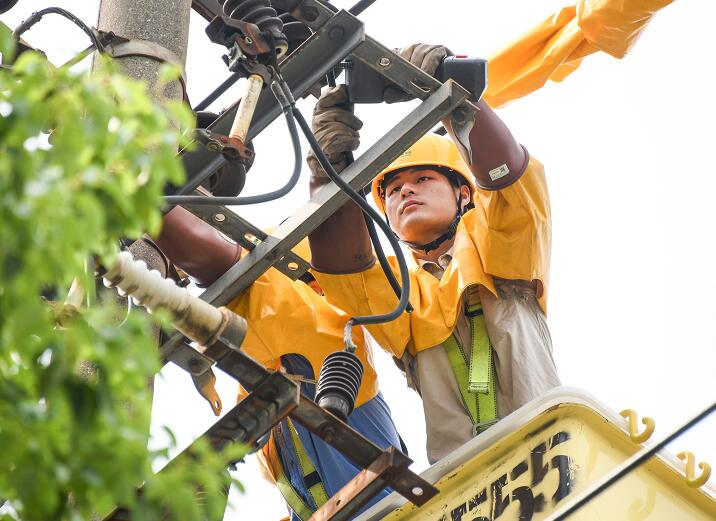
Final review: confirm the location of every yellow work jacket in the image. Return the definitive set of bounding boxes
[314,156,550,359]
[228,267,378,408]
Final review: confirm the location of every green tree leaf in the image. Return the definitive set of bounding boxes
[0,49,238,520]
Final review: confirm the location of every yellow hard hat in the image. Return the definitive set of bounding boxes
[371,134,475,213]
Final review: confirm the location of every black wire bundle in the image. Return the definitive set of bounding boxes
[14,7,104,53]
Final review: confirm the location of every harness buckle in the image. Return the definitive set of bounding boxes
[465,303,483,317]
[472,418,499,437]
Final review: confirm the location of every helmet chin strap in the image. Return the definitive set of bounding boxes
[397,189,474,255]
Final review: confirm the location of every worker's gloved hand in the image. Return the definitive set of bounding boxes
[307,85,363,177]
[384,43,454,104]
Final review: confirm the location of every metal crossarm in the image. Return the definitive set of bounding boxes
[181,188,310,281]
[101,251,438,517]
[112,326,439,520]
[160,80,472,362]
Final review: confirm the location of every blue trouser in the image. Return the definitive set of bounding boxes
[276,354,401,520]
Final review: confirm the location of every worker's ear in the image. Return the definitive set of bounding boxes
[459,184,471,210]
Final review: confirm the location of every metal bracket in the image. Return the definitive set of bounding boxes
[191,367,223,416]
[208,371,300,452]
[195,128,256,162]
[163,340,214,375]
[201,80,471,307]
[310,448,420,521]
[103,34,188,91]
[180,196,310,280]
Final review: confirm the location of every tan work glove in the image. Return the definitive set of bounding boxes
[307,85,363,177]
[383,43,454,104]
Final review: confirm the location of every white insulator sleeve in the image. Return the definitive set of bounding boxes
[230,74,264,142]
[103,251,223,345]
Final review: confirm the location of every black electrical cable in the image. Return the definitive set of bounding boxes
[324,67,410,314]
[326,70,337,88]
[552,400,716,520]
[164,82,302,207]
[193,72,242,112]
[348,0,379,16]
[344,150,414,314]
[14,7,104,53]
[361,194,414,313]
[290,104,411,330]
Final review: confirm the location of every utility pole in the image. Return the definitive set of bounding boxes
[93,0,194,278]
[89,1,195,387]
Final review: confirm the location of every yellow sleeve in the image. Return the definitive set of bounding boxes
[229,268,380,406]
[469,156,551,310]
[484,0,673,108]
[228,268,346,365]
[226,273,280,369]
[578,0,674,59]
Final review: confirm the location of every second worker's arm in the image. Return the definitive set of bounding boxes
[155,206,242,286]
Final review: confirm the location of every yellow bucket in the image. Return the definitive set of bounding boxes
[356,388,716,521]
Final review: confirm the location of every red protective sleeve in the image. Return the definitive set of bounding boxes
[155,207,242,286]
[307,176,375,274]
[446,99,528,190]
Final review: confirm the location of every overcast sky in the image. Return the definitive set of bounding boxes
[3,0,715,519]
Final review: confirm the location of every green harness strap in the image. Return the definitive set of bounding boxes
[275,419,329,520]
[443,303,498,435]
[275,472,314,521]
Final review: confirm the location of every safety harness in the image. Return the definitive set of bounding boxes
[444,301,498,435]
[274,419,329,520]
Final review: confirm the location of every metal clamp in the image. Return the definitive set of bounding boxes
[103,34,188,91]
[195,128,256,163]
[309,448,429,521]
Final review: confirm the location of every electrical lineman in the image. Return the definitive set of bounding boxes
[154,207,403,520]
[306,44,559,463]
